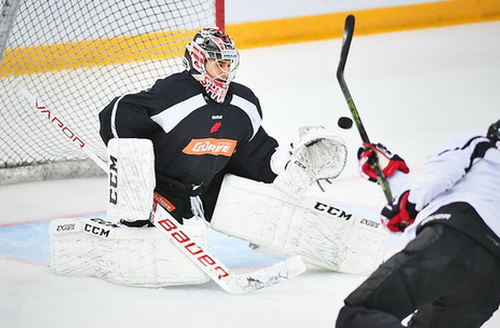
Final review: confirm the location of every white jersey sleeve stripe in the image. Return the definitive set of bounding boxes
[151,94,207,134]
[230,95,261,140]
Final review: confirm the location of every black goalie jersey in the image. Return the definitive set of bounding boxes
[99,71,279,222]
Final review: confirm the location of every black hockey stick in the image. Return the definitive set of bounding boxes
[336,15,393,202]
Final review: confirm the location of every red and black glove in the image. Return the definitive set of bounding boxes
[357,143,409,182]
[381,190,418,232]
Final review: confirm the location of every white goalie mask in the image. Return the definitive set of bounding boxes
[183,27,240,103]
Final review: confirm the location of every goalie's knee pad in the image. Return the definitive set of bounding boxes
[49,217,209,287]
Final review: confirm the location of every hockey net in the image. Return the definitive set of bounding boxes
[0,0,223,185]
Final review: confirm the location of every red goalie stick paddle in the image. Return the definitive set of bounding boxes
[19,87,306,294]
[336,15,393,202]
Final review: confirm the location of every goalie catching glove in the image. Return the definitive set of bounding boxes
[357,142,409,182]
[381,190,417,232]
[273,125,347,198]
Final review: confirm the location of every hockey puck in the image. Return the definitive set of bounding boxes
[338,116,353,129]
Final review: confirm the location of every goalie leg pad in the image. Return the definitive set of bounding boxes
[50,217,210,287]
[107,138,156,223]
[211,174,387,274]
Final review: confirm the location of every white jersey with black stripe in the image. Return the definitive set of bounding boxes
[407,133,500,238]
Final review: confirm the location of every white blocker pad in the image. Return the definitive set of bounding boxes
[107,138,156,223]
[50,217,210,287]
[211,175,387,275]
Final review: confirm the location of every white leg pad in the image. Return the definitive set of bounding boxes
[50,217,210,287]
[211,175,387,275]
[107,138,156,222]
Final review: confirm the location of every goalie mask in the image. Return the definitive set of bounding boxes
[183,27,240,103]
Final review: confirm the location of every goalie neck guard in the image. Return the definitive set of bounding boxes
[183,27,240,103]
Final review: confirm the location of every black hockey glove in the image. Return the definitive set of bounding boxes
[381,190,418,232]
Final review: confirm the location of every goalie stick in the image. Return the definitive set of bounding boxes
[336,15,393,202]
[18,87,306,294]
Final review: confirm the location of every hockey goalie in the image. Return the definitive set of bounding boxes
[49,28,386,288]
[50,126,386,288]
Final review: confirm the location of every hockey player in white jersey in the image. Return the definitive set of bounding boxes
[336,118,500,328]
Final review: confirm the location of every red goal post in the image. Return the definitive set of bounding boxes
[216,0,225,32]
[0,0,225,185]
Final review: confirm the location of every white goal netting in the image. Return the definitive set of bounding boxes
[0,0,221,185]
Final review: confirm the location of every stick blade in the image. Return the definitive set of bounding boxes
[227,256,306,294]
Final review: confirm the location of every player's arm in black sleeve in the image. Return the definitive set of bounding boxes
[223,83,280,183]
[98,89,163,146]
[200,127,278,222]
[228,126,279,183]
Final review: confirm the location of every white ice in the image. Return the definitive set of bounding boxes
[1,21,500,327]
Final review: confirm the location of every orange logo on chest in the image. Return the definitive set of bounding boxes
[182,138,237,156]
